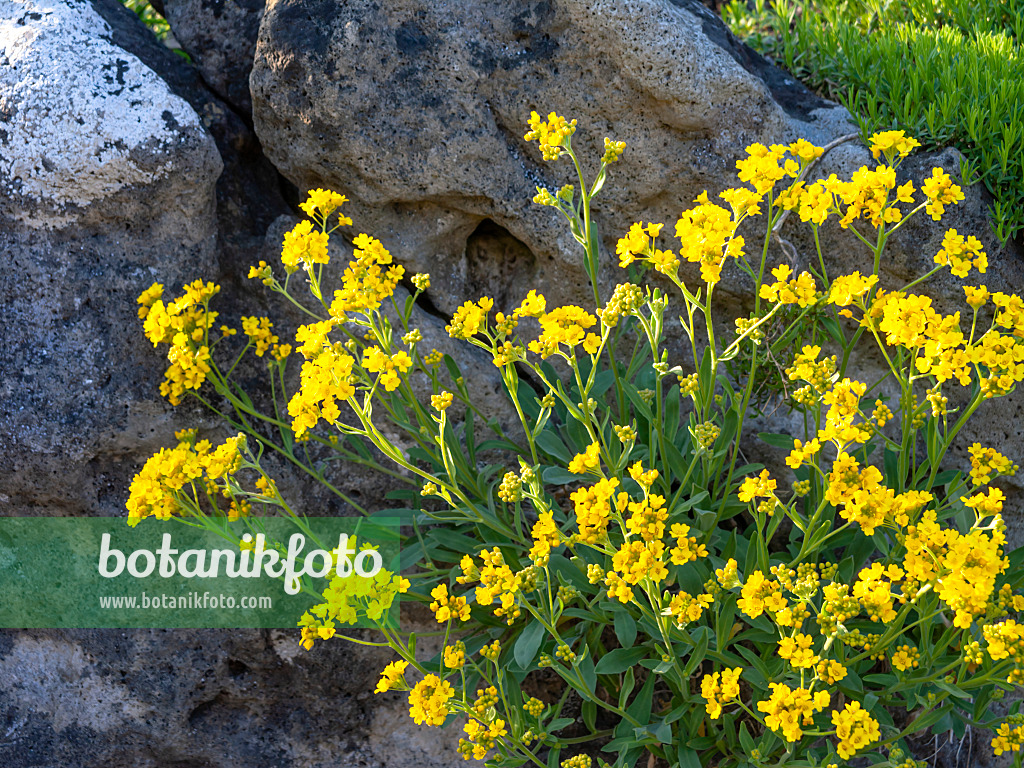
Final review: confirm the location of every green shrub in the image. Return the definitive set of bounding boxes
[129,117,1024,767]
[722,0,1024,244]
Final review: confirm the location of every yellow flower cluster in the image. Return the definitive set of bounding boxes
[529,511,562,565]
[831,701,881,759]
[459,718,507,760]
[921,167,965,220]
[903,508,1007,628]
[281,220,329,271]
[529,305,600,358]
[570,477,619,544]
[429,583,470,622]
[524,111,577,161]
[934,228,987,278]
[674,191,745,285]
[993,722,1024,756]
[757,683,830,742]
[139,280,220,405]
[461,548,524,624]
[374,660,409,693]
[299,188,351,225]
[362,346,413,392]
[287,322,355,437]
[568,441,601,474]
[969,443,1018,485]
[700,667,742,719]
[330,233,405,318]
[868,130,921,161]
[759,264,818,307]
[126,434,246,526]
[616,221,663,268]
[408,674,455,726]
[240,316,279,357]
[300,565,409,648]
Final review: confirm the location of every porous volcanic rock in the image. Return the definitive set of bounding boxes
[0,0,222,515]
[160,0,265,116]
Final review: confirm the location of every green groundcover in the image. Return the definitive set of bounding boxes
[0,516,400,629]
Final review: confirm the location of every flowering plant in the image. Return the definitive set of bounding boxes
[130,114,1024,768]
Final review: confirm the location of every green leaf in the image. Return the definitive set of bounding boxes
[514,618,546,669]
[618,667,637,710]
[596,647,650,674]
[578,653,598,694]
[682,626,710,678]
[677,746,701,768]
[536,430,571,464]
[739,722,756,754]
[757,432,796,450]
[582,699,597,732]
[426,529,482,554]
[542,466,580,485]
[935,681,971,700]
[626,671,656,724]
[614,609,638,649]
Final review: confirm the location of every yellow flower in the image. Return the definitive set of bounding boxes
[524,111,577,161]
[447,297,493,339]
[611,540,667,585]
[430,583,470,623]
[674,193,743,285]
[375,660,409,693]
[701,667,742,719]
[281,219,330,270]
[616,222,663,267]
[241,316,278,357]
[443,641,466,670]
[921,167,964,220]
[757,683,830,742]
[964,284,990,309]
[568,441,601,475]
[529,305,597,357]
[431,391,454,411]
[890,644,920,672]
[968,443,1018,486]
[778,633,819,669]
[828,272,878,307]
[570,477,619,544]
[408,674,455,726]
[831,701,880,759]
[529,511,561,564]
[299,188,351,224]
[935,228,987,278]
[868,130,920,161]
[759,263,817,307]
[516,289,547,318]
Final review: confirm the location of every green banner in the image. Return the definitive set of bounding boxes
[0,516,401,629]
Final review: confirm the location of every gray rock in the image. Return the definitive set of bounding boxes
[0,0,222,515]
[161,0,265,116]
[0,626,477,768]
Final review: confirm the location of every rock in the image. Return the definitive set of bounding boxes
[90,0,291,279]
[0,0,222,515]
[0,626,477,768]
[250,0,853,321]
[160,0,265,117]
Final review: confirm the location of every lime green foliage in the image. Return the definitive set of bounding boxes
[119,0,191,61]
[722,0,1024,244]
